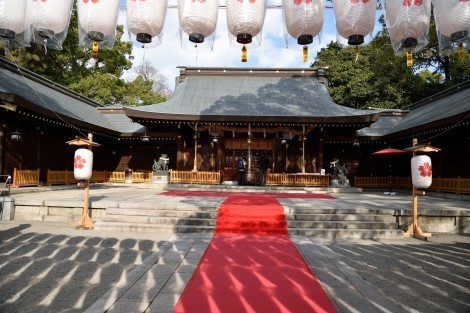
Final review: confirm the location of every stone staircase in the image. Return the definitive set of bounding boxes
[94,202,219,233]
[285,207,403,239]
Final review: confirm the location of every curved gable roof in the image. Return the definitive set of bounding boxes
[124,67,379,124]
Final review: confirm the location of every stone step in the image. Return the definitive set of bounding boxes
[94,222,214,233]
[105,208,218,219]
[287,213,396,222]
[99,215,216,226]
[287,220,399,230]
[288,228,404,239]
[285,207,394,215]
[116,202,218,211]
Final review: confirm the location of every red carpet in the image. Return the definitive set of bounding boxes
[164,191,337,313]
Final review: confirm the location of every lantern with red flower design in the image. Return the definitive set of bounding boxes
[282,0,324,62]
[77,0,120,57]
[0,0,30,47]
[432,0,470,57]
[226,0,267,62]
[28,0,74,50]
[383,0,432,65]
[74,148,93,181]
[127,0,167,47]
[411,155,432,188]
[178,0,219,52]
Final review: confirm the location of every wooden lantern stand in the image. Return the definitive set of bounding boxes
[67,133,101,229]
[403,138,441,241]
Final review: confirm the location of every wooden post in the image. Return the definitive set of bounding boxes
[404,138,431,241]
[68,133,100,230]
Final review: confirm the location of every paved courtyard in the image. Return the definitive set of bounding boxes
[0,186,469,312]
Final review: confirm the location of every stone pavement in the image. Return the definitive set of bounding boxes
[1,186,469,312]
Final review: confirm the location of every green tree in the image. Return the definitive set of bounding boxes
[3,6,166,106]
[313,13,469,109]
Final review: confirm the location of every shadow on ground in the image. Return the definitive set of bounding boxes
[0,225,167,313]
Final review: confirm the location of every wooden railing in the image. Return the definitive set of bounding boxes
[267,173,330,187]
[132,171,152,183]
[46,170,79,185]
[12,168,40,188]
[45,170,154,185]
[355,176,470,194]
[169,170,221,185]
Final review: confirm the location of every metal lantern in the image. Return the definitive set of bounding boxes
[333,0,376,46]
[74,149,93,181]
[432,0,470,55]
[0,0,28,45]
[383,0,432,60]
[28,0,73,50]
[283,0,324,62]
[178,0,219,45]
[411,155,432,188]
[226,0,267,61]
[127,0,167,47]
[77,0,120,53]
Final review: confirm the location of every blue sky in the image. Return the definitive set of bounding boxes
[118,0,383,90]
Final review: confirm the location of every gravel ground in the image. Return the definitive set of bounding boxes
[322,234,470,313]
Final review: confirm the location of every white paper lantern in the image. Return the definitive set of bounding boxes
[74,149,93,181]
[0,0,27,39]
[77,0,120,42]
[283,0,324,45]
[411,155,432,188]
[226,0,267,45]
[333,0,376,45]
[432,0,470,41]
[127,0,167,44]
[383,0,432,54]
[178,0,219,44]
[29,0,73,38]
[27,0,73,50]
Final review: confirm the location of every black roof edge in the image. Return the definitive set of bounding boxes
[0,57,106,108]
[404,80,470,110]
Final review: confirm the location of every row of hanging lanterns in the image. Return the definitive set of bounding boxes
[0,0,468,63]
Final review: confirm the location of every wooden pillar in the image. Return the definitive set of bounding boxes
[317,138,324,172]
[0,122,5,175]
[176,134,184,171]
[273,137,279,173]
[280,140,286,173]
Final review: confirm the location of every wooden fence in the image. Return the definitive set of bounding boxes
[267,173,330,187]
[169,170,221,185]
[17,169,153,187]
[132,171,152,183]
[355,176,470,194]
[12,168,40,188]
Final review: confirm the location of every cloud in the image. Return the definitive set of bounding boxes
[118,2,382,90]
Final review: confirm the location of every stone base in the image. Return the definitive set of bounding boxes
[331,179,350,188]
[152,172,169,184]
[0,197,15,221]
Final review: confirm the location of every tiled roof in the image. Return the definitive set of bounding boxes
[0,58,119,134]
[125,67,379,124]
[356,112,407,138]
[386,81,470,136]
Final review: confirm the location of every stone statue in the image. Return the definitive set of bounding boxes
[152,154,169,172]
[330,158,350,187]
